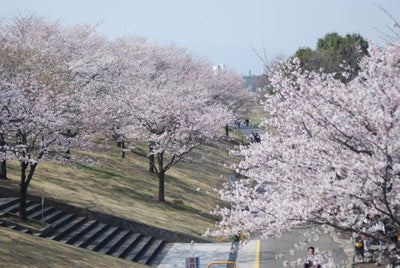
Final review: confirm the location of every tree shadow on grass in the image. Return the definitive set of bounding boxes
[162,199,220,221]
[75,164,123,179]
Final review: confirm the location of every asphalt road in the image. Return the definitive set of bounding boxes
[235,125,264,137]
[259,226,349,267]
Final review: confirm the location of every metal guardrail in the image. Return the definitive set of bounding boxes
[207,261,237,268]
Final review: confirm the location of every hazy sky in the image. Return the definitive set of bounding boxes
[1,0,400,75]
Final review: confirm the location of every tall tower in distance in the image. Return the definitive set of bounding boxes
[212,64,225,74]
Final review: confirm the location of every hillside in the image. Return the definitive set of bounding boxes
[0,227,147,268]
[1,139,237,239]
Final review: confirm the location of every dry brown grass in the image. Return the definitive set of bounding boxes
[3,139,235,239]
[0,227,146,268]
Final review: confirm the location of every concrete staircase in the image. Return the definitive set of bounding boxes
[0,197,169,266]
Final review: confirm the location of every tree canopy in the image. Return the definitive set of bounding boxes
[0,14,250,216]
[213,38,400,264]
[294,32,369,82]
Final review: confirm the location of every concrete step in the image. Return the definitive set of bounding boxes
[10,225,19,230]
[93,228,125,251]
[149,243,173,267]
[111,233,142,258]
[21,228,33,234]
[89,226,120,251]
[3,200,33,214]
[135,239,165,265]
[50,217,87,241]
[0,198,19,211]
[40,213,75,237]
[98,229,131,254]
[75,224,110,248]
[61,220,98,244]
[0,198,170,266]
[24,204,44,221]
[6,223,18,230]
[42,210,66,224]
[0,219,34,235]
[50,213,76,229]
[29,206,55,221]
[0,220,16,230]
[25,203,42,215]
[123,235,153,261]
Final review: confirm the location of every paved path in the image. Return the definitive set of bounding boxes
[235,125,264,138]
[157,227,352,268]
[258,226,350,267]
[157,242,234,267]
[157,241,258,268]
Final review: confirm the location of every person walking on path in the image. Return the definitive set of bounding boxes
[304,247,321,268]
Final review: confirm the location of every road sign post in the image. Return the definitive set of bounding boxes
[185,257,200,268]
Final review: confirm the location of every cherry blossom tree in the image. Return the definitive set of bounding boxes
[0,15,109,219]
[213,37,400,261]
[207,67,254,136]
[109,40,235,202]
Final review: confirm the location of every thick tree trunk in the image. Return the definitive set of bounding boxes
[0,160,7,180]
[149,145,155,173]
[19,181,28,220]
[158,171,165,202]
[19,161,37,220]
[19,161,28,220]
[157,152,165,202]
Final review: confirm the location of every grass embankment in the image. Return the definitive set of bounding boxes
[247,92,267,129]
[0,227,146,268]
[3,139,236,239]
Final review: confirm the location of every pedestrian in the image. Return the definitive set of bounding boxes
[304,246,321,268]
[355,232,372,259]
[251,132,261,143]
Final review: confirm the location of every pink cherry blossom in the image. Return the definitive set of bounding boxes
[213,36,400,261]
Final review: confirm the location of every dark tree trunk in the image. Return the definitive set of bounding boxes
[19,161,28,220]
[225,124,229,137]
[121,140,125,158]
[19,180,28,220]
[149,145,155,173]
[0,160,7,180]
[0,133,7,180]
[117,140,125,158]
[19,161,37,220]
[157,152,165,202]
[158,171,165,202]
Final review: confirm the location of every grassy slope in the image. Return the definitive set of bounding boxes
[3,140,235,239]
[0,227,147,268]
[248,93,267,129]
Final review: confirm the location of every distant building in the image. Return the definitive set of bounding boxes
[212,65,268,92]
[243,70,257,91]
[243,70,272,92]
[212,64,225,74]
